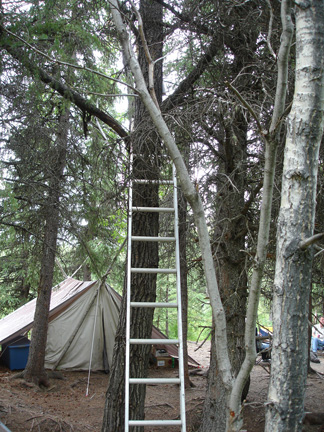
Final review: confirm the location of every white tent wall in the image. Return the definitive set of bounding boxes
[44,283,120,371]
[0,277,199,371]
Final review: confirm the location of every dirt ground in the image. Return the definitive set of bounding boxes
[0,342,323,432]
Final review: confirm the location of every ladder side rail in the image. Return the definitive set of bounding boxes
[173,163,187,432]
[125,162,133,432]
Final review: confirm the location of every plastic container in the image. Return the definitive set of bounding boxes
[1,336,30,370]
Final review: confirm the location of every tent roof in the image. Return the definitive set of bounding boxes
[0,278,199,367]
[0,278,96,345]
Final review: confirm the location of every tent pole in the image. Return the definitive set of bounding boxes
[55,258,68,279]
[70,257,89,278]
[102,238,126,279]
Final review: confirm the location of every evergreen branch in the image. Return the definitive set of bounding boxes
[2,26,138,94]
[0,26,129,140]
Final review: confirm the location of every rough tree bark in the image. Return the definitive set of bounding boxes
[178,184,191,388]
[200,114,249,431]
[102,1,163,430]
[200,6,259,424]
[111,0,233,388]
[265,1,324,430]
[23,106,69,386]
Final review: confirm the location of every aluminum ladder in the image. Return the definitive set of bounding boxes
[125,163,186,431]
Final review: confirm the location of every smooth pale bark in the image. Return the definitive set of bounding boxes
[265,2,324,431]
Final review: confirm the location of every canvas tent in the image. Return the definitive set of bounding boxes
[0,277,198,371]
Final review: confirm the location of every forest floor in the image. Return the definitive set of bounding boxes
[0,341,324,432]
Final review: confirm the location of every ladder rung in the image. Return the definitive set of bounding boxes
[132,206,174,213]
[131,236,176,242]
[133,179,173,185]
[130,338,179,345]
[129,378,180,384]
[131,268,176,274]
[130,302,178,308]
[129,420,182,426]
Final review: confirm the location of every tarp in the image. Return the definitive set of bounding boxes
[0,277,199,370]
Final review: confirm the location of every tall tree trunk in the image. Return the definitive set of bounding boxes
[102,1,163,430]
[265,2,324,430]
[178,186,191,388]
[23,106,69,386]
[200,113,248,432]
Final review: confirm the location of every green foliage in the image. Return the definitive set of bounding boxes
[153,272,211,341]
[257,297,273,329]
[0,0,128,314]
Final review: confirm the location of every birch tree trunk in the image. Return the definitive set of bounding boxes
[265,2,324,430]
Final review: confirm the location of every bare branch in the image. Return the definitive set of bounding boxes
[225,81,264,136]
[161,36,220,112]
[265,0,277,59]
[86,92,139,98]
[299,233,324,250]
[314,244,324,257]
